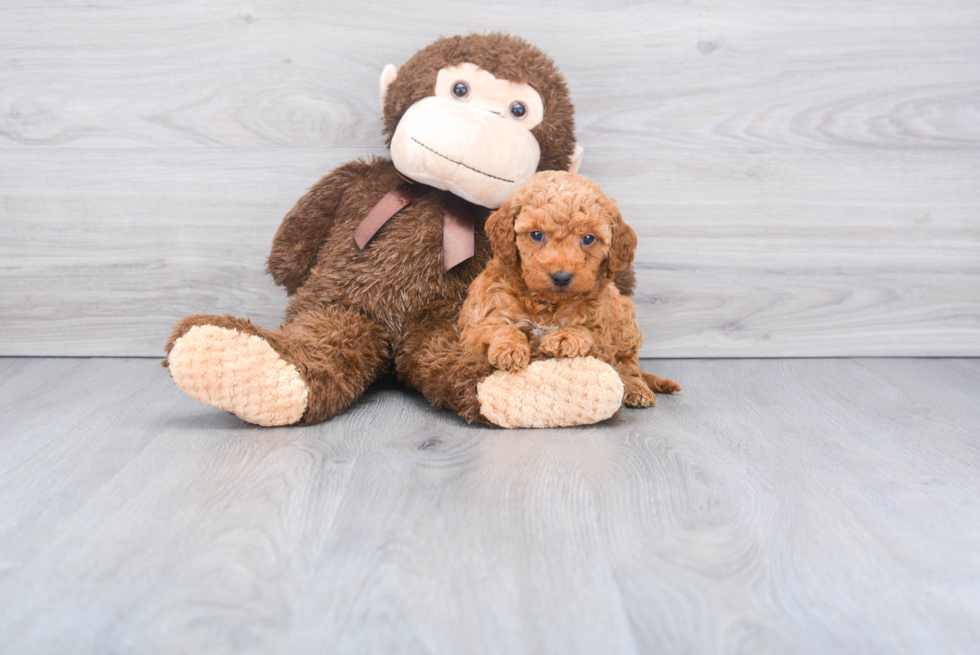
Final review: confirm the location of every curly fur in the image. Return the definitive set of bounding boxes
[459,171,680,407]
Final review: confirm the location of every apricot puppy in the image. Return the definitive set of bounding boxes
[459,171,680,408]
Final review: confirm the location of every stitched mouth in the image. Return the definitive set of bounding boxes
[411,138,515,184]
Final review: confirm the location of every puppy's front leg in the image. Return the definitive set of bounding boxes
[486,327,531,372]
[540,326,596,359]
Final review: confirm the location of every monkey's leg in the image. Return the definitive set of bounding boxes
[395,302,494,424]
[165,304,389,426]
[396,303,624,428]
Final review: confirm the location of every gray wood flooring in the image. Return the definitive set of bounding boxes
[1,357,978,654]
[2,1,979,357]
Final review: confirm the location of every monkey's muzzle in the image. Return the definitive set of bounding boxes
[390,97,541,209]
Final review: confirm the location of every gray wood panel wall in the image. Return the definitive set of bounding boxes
[1,1,978,357]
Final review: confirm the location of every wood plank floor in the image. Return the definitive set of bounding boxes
[0,357,978,654]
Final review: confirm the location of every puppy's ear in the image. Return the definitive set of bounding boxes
[606,205,637,279]
[485,195,521,267]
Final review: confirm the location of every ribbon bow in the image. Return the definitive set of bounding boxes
[353,184,477,271]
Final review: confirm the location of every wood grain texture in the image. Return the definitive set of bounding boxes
[1,1,978,150]
[1,0,979,357]
[1,148,977,356]
[0,357,978,653]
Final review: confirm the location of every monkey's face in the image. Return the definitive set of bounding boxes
[388,63,545,209]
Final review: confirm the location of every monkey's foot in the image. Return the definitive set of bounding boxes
[476,357,624,428]
[167,325,309,427]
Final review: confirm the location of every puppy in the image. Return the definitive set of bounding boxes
[459,171,680,408]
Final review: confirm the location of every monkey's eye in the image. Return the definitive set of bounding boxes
[509,101,527,119]
[581,234,596,246]
[529,230,545,242]
[452,81,469,99]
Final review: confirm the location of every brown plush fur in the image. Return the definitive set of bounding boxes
[459,172,680,407]
[168,157,492,424]
[165,34,632,426]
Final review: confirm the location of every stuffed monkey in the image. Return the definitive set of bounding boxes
[165,34,628,428]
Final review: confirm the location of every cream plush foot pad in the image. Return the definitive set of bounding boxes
[477,357,624,428]
[168,325,309,427]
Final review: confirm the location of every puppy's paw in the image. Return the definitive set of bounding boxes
[643,372,682,394]
[623,377,657,408]
[488,339,530,372]
[540,328,594,359]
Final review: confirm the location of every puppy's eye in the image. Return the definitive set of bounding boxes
[529,230,545,242]
[452,81,469,99]
[581,234,596,246]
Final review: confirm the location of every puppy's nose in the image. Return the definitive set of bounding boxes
[551,272,573,288]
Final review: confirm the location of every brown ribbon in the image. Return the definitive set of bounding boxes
[353,183,425,250]
[442,193,476,271]
[354,183,477,271]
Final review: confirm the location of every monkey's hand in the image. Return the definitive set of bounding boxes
[540,326,595,359]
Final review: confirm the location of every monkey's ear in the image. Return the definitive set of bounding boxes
[485,195,521,267]
[379,64,398,112]
[606,205,637,279]
[567,146,584,174]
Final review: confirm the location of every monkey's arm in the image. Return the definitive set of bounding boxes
[266,163,359,295]
[612,265,636,297]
